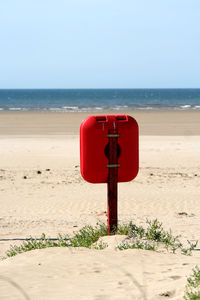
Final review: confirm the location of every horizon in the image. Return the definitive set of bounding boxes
[1,87,200,90]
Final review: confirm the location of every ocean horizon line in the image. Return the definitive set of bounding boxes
[0,88,200,90]
[0,88,200,112]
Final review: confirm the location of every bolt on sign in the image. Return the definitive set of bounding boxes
[80,115,139,234]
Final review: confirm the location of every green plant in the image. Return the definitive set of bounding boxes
[181,241,198,256]
[92,240,108,250]
[6,224,108,257]
[116,219,197,255]
[184,266,200,299]
[69,223,107,248]
[118,222,145,238]
[117,238,156,251]
[5,219,198,258]
[146,219,180,247]
[7,233,70,257]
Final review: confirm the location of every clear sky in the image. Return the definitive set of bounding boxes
[0,0,200,88]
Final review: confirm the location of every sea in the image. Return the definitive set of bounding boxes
[0,89,200,112]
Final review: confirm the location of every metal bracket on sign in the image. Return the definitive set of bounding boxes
[106,164,120,168]
[106,134,120,138]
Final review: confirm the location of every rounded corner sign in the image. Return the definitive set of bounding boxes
[80,114,139,183]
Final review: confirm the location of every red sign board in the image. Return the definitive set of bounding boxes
[80,115,139,184]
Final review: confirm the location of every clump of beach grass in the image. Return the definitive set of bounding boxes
[184,266,200,299]
[117,219,197,255]
[6,233,70,257]
[69,223,107,248]
[6,223,107,257]
[6,219,197,258]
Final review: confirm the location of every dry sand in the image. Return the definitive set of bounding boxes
[0,111,200,299]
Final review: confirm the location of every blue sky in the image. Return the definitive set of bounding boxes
[0,0,200,88]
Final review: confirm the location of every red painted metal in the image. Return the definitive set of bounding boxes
[80,114,139,234]
[80,115,139,183]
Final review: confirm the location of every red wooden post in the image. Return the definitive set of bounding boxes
[107,131,119,234]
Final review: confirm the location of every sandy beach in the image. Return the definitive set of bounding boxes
[0,110,200,299]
